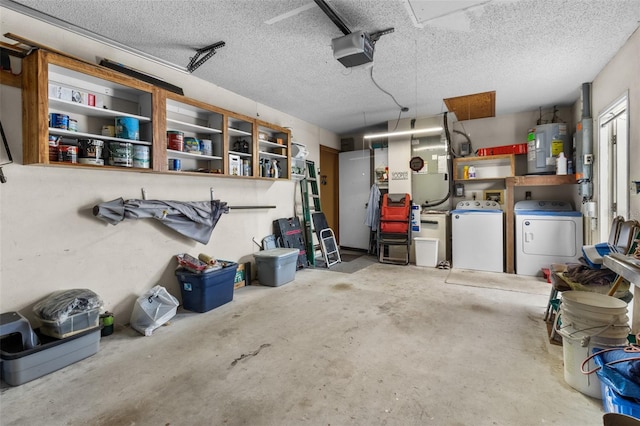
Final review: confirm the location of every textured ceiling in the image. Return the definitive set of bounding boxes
[6,0,640,135]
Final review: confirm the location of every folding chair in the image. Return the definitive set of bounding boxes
[377,193,412,265]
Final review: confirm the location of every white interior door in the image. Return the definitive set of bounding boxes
[598,93,629,240]
[339,150,371,250]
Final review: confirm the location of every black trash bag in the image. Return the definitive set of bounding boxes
[33,289,103,324]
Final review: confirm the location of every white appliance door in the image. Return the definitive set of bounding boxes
[521,217,578,257]
[339,150,371,250]
[452,212,503,272]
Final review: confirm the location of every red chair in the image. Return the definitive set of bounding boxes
[377,193,412,265]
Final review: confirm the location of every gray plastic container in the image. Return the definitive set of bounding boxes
[253,248,299,287]
[1,327,100,386]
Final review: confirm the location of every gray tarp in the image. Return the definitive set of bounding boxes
[92,198,228,244]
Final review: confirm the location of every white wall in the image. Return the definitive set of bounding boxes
[0,7,339,325]
[387,108,581,208]
[591,28,640,230]
[387,116,442,196]
[590,27,640,331]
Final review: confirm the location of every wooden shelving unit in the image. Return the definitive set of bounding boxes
[21,49,291,180]
[453,154,515,180]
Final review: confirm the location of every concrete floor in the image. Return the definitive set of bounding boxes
[1,260,605,425]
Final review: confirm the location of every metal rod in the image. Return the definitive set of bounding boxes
[313,0,351,35]
[228,206,276,210]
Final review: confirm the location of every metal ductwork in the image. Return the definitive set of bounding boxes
[576,82,594,201]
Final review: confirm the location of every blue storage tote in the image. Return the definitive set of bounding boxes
[175,262,238,313]
[602,382,640,419]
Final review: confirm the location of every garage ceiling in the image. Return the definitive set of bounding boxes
[4,0,640,135]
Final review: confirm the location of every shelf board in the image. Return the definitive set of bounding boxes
[49,128,152,146]
[259,151,287,159]
[454,154,515,163]
[454,177,507,182]
[507,174,577,186]
[167,149,222,161]
[49,98,151,122]
[228,127,252,136]
[228,150,251,158]
[259,140,287,149]
[166,118,222,134]
[45,161,154,172]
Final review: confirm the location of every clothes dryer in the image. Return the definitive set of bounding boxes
[515,200,583,276]
[451,200,504,272]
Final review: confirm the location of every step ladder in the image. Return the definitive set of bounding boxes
[312,212,342,268]
[300,160,341,268]
[301,160,321,266]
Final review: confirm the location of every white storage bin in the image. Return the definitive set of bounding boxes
[414,237,439,267]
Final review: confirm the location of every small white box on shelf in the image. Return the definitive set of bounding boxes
[229,154,241,176]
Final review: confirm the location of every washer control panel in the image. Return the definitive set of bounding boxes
[514,200,573,211]
[455,200,501,210]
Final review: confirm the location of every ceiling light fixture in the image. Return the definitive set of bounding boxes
[364,126,443,139]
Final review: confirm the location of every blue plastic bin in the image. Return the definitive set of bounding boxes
[175,262,238,313]
[601,382,640,418]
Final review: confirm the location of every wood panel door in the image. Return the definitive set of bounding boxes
[320,145,340,241]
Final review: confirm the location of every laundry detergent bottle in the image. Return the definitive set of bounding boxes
[556,152,567,175]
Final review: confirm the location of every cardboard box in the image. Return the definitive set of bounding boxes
[477,143,527,156]
[48,84,73,102]
[234,263,245,289]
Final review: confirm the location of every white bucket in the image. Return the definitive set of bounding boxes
[561,291,628,315]
[133,145,150,169]
[557,291,630,399]
[558,325,627,399]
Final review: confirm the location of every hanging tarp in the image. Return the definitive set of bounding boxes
[92,198,228,244]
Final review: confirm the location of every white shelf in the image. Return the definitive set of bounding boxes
[49,98,151,122]
[259,140,287,149]
[229,150,252,158]
[167,149,222,160]
[291,173,305,181]
[49,128,152,146]
[166,118,222,134]
[228,127,251,137]
[259,151,287,159]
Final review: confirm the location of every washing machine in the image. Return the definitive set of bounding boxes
[452,200,504,272]
[515,200,583,276]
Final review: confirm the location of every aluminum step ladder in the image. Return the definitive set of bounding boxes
[312,212,341,268]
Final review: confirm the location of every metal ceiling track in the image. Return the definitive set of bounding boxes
[313,0,352,35]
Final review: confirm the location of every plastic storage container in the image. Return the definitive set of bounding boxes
[601,381,640,418]
[253,248,299,287]
[175,262,238,313]
[414,237,439,267]
[0,327,100,386]
[37,308,100,339]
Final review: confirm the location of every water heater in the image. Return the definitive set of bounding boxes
[527,123,571,174]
